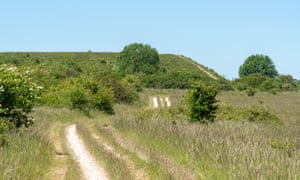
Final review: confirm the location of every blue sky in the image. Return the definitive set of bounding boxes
[0,0,299,79]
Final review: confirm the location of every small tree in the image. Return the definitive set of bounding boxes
[117,43,160,76]
[239,54,278,78]
[186,82,218,122]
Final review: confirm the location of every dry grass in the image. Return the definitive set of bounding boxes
[0,108,54,179]
[0,107,83,180]
[112,90,300,179]
[1,90,299,179]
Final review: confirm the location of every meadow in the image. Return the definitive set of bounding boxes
[110,90,300,179]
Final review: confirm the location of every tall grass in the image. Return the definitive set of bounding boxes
[0,107,84,179]
[112,91,300,179]
[0,114,54,179]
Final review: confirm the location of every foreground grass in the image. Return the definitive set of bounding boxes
[1,91,299,179]
[0,107,82,179]
[0,113,53,179]
[112,90,300,179]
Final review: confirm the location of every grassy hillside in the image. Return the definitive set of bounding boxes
[0,52,230,89]
[0,52,217,78]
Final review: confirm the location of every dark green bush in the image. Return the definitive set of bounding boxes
[70,79,115,114]
[99,77,138,104]
[92,88,114,114]
[186,82,218,122]
[70,88,89,111]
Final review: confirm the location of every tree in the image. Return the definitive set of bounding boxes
[186,82,218,122]
[239,54,278,78]
[117,43,160,76]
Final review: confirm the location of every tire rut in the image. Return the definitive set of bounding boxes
[100,126,198,180]
[90,131,149,180]
[66,124,108,180]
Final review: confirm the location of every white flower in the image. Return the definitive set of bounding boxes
[0,85,4,92]
[8,66,17,71]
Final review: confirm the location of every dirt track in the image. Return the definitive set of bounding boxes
[66,124,108,180]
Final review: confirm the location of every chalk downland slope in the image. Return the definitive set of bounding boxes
[0,52,223,88]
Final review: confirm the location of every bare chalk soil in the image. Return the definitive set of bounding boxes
[66,124,108,180]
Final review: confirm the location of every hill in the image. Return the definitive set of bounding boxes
[0,52,231,90]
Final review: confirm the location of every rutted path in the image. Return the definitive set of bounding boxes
[100,125,198,180]
[90,130,149,180]
[66,124,108,180]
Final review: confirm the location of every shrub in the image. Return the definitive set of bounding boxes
[247,106,281,123]
[233,73,267,90]
[246,88,256,96]
[0,65,42,128]
[70,88,89,111]
[217,105,281,124]
[0,65,42,145]
[92,87,114,114]
[186,82,218,122]
[99,77,138,104]
[122,74,143,92]
[70,79,115,114]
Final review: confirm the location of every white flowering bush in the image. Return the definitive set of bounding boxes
[0,64,42,142]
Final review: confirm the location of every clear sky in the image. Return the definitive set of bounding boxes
[1,0,299,79]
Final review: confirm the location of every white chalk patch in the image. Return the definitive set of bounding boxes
[153,97,158,108]
[165,97,171,107]
[159,97,165,107]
